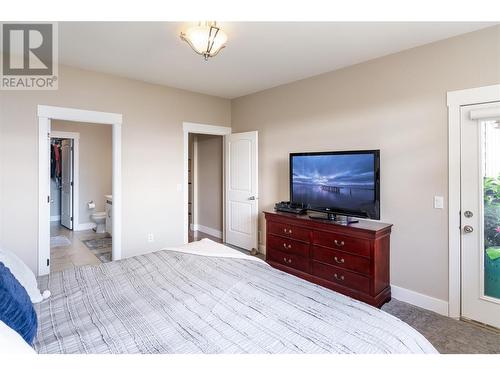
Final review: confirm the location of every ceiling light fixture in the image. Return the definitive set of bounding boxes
[180,21,228,61]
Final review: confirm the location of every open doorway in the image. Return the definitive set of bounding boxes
[182,122,260,258]
[38,105,122,276]
[49,121,112,273]
[188,133,224,243]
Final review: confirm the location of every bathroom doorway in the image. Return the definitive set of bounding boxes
[38,105,122,276]
[48,122,113,273]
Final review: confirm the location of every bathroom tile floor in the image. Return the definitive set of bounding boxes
[50,222,104,273]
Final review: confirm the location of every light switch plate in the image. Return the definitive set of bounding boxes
[434,196,444,209]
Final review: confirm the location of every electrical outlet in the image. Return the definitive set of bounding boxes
[147,233,154,242]
[434,196,444,209]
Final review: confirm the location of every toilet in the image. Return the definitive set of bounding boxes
[90,212,107,233]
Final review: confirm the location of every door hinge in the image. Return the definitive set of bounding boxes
[46,259,50,266]
[70,181,73,186]
[71,216,73,222]
[47,195,50,203]
[47,132,50,140]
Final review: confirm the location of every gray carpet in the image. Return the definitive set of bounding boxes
[382,299,500,354]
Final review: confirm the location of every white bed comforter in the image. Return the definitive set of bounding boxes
[34,239,437,354]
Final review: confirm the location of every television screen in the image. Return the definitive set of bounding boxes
[290,150,380,219]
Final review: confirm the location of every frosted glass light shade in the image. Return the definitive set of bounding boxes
[180,22,227,60]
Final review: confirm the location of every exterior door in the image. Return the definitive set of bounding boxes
[225,131,258,250]
[461,102,500,328]
[60,139,74,230]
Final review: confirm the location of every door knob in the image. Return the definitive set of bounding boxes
[463,225,474,233]
[464,210,473,218]
[248,196,258,200]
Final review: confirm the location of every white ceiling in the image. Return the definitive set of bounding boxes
[58,22,496,99]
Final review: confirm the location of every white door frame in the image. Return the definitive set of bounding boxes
[38,105,123,276]
[182,122,232,244]
[447,84,500,318]
[50,131,80,229]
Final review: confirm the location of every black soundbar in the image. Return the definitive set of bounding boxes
[274,201,307,215]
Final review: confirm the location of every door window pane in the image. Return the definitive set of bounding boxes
[483,120,500,299]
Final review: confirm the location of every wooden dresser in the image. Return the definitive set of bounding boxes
[264,211,393,307]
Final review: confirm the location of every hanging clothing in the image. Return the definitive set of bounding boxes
[54,144,61,178]
[50,142,62,185]
[51,144,56,178]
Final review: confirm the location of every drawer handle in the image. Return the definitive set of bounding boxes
[334,256,345,264]
[283,243,292,249]
[333,273,345,281]
[283,228,293,234]
[283,257,292,264]
[334,240,345,247]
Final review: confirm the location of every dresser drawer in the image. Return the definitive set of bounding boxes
[268,248,309,273]
[311,261,370,294]
[311,246,370,275]
[267,234,309,257]
[268,221,310,242]
[312,231,371,257]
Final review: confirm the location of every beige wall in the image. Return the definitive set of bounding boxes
[1,26,499,302]
[194,134,223,233]
[51,121,112,224]
[231,26,500,302]
[0,64,230,273]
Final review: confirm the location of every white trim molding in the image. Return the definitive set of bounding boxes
[38,105,122,125]
[447,84,500,318]
[50,131,80,140]
[391,285,449,316]
[182,122,231,244]
[38,105,123,276]
[258,244,266,255]
[190,224,223,239]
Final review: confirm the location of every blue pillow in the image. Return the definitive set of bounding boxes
[0,262,37,345]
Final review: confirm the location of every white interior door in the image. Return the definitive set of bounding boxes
[225,131,258,250]
[461,102,500,329]
[60,139,73,230]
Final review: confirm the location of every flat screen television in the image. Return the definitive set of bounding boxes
[290,150,380,219]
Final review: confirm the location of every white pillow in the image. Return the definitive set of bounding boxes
[0,321,36,354]
[0,248,50,303]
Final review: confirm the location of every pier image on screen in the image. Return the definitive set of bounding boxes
[291,153,376,217]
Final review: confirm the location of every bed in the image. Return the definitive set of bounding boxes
[34,239,437,354]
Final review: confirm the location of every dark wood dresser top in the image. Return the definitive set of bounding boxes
[263,211,392,234]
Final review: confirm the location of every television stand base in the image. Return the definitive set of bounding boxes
[308,212,359,225]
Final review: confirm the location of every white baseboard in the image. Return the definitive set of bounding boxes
[391,284,449,316]
[50,215,60,222]
[75,222,95,231]
[191,224,222,239]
